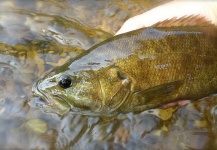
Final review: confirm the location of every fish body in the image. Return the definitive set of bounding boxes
[32,26,217,116]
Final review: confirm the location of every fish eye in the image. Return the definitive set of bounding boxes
[59,75,72,89]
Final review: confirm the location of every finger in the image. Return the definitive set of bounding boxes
[115,1,217,35]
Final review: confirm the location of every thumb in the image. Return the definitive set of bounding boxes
[115,1,217,35]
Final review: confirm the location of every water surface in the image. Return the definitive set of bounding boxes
[1,0,217,149]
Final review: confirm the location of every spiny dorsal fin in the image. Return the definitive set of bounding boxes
[152,15,215,27]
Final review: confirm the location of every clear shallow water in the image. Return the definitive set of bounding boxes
[0,0,217,149]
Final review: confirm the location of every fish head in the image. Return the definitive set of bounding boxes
[32,60,132,116]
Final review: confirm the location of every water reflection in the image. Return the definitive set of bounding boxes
[0,0,216,149]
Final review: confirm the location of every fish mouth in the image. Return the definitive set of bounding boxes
[32,81,71,115]
[32,82,49,104]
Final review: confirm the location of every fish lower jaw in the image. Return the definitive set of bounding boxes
[32,87,71,115]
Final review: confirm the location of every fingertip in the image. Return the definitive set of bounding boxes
[115,15,147,35]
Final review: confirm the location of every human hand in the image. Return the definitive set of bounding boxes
[115,0,217,35]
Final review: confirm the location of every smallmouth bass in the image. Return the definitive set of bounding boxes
[32,26,217,116]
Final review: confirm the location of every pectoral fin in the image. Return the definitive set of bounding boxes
[132,80,183,112]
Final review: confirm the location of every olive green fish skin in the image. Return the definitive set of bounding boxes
[32,27,217,116]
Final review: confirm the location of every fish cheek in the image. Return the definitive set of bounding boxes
[61,72,102,111]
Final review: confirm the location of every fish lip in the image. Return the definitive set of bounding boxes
[32,80,71,114]
[32,81,53,106]
[32,81,44,98]
[52,94,73,110]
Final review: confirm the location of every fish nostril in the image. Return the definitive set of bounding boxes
[48,78,56,82]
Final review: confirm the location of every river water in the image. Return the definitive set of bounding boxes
[0,0,217,149]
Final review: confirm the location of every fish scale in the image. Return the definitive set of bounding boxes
[32,26,217,116]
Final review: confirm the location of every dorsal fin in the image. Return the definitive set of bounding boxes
[152,15,215,27]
